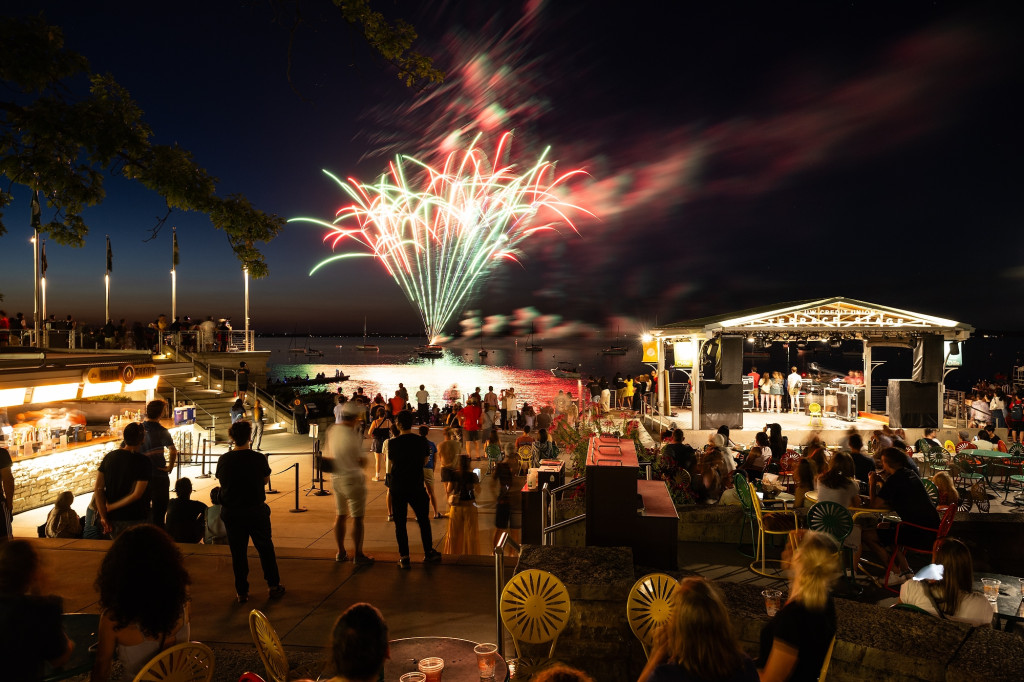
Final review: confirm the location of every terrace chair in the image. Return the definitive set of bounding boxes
[1001,454,1024,504]
[921,478,939,507]
[248,610,289,682]
[517,446,534,476]
[882,503,956,593]
[952,454,989,512]
[500,569,572,678]
[806,502,856,586]
[808,403,824,428]
[747,479,798,578]
[484,442,502,474]
[925,447,949,475]
[132,642,214,682]
[626,573,678,658]
[734,472,758,558]
[818,635,837,682]
[943,440,956,456]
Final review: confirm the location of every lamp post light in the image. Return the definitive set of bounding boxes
[243,266,250,351]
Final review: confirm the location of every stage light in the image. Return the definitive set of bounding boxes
[0,387,27,407]
[30,383,80,402]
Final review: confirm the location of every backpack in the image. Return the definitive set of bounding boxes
[1011,402,1024,422]
[373,418,393,441]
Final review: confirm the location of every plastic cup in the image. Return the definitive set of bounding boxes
[400,674,426,682]
[417,657,444,682]
[762,588,783,616]
[981,578,1000,602]
[474,642,498,678]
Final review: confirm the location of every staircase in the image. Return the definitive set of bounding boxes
[156,369,288,443]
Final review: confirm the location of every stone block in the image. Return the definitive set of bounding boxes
[946,625,1024,681]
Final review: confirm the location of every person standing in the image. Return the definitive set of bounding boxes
[388,390,406,417]
[415,384,430,425]
[484,386,499,413]
[94,422,151,538]
[387,411,443,569]
[504,388,519,434]
[252,399,265,450]
[460,396,483,460]
[216,421,285,603]
[749,366,761,411]
[142,400,177,530]
[324,403,375,565]
[237,361,250,404]
[0,444,13,541]
[787,367,803,414]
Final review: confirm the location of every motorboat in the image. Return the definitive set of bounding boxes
[602,345,628,355]
[418,344,444,358]
[550,361,581,379]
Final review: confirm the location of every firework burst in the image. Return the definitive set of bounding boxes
[292,132,591,342]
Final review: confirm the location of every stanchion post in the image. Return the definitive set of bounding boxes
[290,463,307,513]
[196,437,211,479]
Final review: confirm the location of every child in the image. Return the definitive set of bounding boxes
[44,491,81,538]
[932,471,959,510]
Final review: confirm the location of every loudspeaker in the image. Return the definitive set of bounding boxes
[912,334,944,383]
[700,380,743,430]
[887,379,939,428]
[715,335,743,385]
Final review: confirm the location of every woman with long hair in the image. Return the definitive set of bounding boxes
[932,471,959,510]
[91,525,192,681]
[368,406,394,482]
[442,454,480,555]
[770,372,784,413]
[532,428,553,468]
[44,490,82,538]
[252,398,265,450]
[757,531,839,682]
[639,577,758,681]
[897,538,991,626]
[0,540,74,679]
[759,373,773,412]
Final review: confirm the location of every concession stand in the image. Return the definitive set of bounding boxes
[0,349,199,513]
[646,297,974,431]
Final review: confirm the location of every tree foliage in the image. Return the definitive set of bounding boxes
[333,0,444,87]
[0,15,285,278]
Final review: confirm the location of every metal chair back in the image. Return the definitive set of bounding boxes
[132,642,214,682]
[921,478,939,507]
[807,501,853,544]
[626,573,678,658]
[248,610,289,682]
[499,569,571,660]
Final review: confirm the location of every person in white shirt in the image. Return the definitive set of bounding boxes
[415,384,430,425]
[325,403,374,565]
[787,367,803,413]
[898,537,992,627]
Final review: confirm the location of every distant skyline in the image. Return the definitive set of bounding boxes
[1,1,1022,335]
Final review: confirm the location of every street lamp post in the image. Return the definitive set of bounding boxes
[243,266,250,351]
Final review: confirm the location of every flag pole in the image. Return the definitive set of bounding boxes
[105,235,111,323]
[244,266,250,352]
[171,227,178,322]
[32,231,39,348]
[41,240,47,347]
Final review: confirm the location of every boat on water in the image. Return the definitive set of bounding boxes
[602,345,628,355]
[304,347,324,358]
[550,361,581,379]
[355,317,379,352]
[418,344,444,358]
[289,335,323,357]
[524,325,542,352]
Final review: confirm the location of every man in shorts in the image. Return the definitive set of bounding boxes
[325,402,374,565]
[460,396,483,459]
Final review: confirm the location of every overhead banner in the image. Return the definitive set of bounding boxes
[642,339,660,363]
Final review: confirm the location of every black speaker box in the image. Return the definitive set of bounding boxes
[700,380,743,430]
[715,335,743,385]
[887,379,939,428]
[912,334,944,383]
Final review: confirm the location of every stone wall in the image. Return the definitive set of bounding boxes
[518,545,1024,682]
[11,440,112,513]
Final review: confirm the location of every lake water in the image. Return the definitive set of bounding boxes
[262,336,648,407]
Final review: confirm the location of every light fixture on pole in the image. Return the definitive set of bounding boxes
[243,266,250,352]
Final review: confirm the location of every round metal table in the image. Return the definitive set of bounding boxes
[384,636,509,681]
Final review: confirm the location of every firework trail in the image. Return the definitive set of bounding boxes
[292,132,591,342]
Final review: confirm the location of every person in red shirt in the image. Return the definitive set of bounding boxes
[748,366,761,411]
[459,397,483,459]
[954,430,977,453]
[514,425,535,451]
[388,390,406,417]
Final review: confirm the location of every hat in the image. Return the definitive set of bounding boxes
[341,402,363,419]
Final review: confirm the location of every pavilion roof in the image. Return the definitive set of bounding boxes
[650,297,973,340]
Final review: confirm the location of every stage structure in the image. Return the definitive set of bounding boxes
[646,297,973,430]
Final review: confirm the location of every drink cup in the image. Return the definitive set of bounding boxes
[762,588,783,616]
[474,642,498,678]
[417,656,444,682]
[981,578,1000,602]
[400,674,426,682]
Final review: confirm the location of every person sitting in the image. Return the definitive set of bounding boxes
[696,435,728,502]
[847,434,875,487]
[44,491,82,538]
[639,577,758,682]
[816,451,863,564]
[757,531,839,682]
[514,425,535,450]
[204,487,228,545]
[321,603,389,682]
[91,525,192,681]
[915,428,943,454]
[229,398,246,424]
[898,538,992,626]
[660,430,697,482]
[0,540,74,680]
[532,664,596,682]
[738,432,772,480]
[867,448,941,585]
[531,428,554,467]
[932,471,959,511]
[793,450,820,509]
[955,430,977,453]
[165,478,207,543]
[975,424,1006,452]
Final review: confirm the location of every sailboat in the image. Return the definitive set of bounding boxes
[355,317,379,352]
[524,324,542,352]
[602,326,629,355]
[478,332,488,357]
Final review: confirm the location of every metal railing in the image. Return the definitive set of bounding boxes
[540,478,587,546]
[943,389,968,429]
[493,531,521,660]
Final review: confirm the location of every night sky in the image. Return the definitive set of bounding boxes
[2,1,1021,336]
